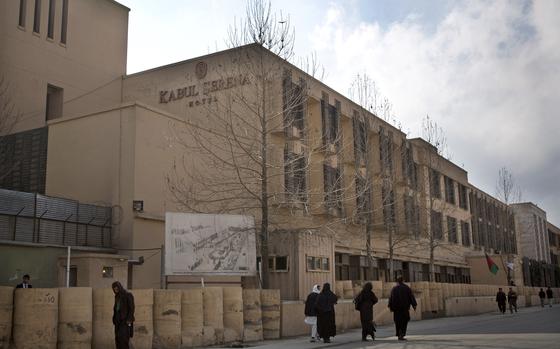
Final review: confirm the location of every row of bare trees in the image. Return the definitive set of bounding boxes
[164,0,525,287]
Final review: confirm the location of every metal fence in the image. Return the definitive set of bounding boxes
[0,188,112,248]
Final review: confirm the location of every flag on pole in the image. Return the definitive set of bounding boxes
[485,253,499,275]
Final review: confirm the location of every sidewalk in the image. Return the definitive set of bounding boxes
[214,305,560,349]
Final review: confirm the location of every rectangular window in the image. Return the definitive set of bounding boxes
[46,84,63,120]
[274,256,288,272]
[458,184,468,209]
[404,194,419,237]
[284,144,306,202]
[430,169,441,199]
[431,210,443,240]
[19,0,27,27]
[352,114,367,164]
[47,0,55,39]
[323,164,342,211]
[461,221,471,246]
[444,176,456,205]
[307,256,330,271]
[61,0,68,44]
[379,127,394,174]
[320,94,339,148]
[447,216,458,243]
[33,0,41,33]
[382,185,396,226]
[355,175,371,219]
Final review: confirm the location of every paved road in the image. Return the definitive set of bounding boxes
[234,305,560,349]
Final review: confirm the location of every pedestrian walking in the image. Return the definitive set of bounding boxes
[507,287,518,313]
[304,284,320,342]
[354,282,378,341]
[112,281,135,349]
[538,288,546,307]
[16,274,32,288]
[388,276,417,341]
[546,287,554,307]
[315,282,337,343]
[496,288,506,314]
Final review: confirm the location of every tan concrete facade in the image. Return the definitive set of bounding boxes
[3,0,548,299]
[511,203,550,263]
[0,0,128,133]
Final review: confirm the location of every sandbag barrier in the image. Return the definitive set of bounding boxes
[2,284,557,348]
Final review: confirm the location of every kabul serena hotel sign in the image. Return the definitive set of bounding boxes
[159,61,250,108]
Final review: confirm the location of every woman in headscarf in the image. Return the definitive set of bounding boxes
[304,284,321,342]
[354,282,378,341]
[112,281,135,349]
[314,282,337,343]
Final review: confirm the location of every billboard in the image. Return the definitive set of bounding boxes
[164,212,257,276]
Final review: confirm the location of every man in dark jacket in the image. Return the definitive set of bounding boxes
[315,282,337,343]
[16,274,32,288]
[304,284,320,342]
[507,288,518,313]
[112,281,135,349]
[538,288,546,307]
[388,277,416,341]
[354,282,378,341]
[546,287,554,307]
[496,288,507,314]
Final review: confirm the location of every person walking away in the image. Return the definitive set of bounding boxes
[112,281,135,349]
[16,274,32,288]
[354,282,378,341]
[388,276,417,341]
[546,287,554,307]
[507,287,518,313]
[496,288,507,314]
[538,288,546,307]
[304,284,320,342]
[315,282,337,343]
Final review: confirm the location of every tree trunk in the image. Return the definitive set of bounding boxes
[366,215,373,280]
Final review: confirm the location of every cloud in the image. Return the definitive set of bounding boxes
[308,0,560,223]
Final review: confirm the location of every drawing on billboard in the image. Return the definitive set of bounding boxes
[165,212,257,276]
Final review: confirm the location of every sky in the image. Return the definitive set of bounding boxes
[116,0,560,224]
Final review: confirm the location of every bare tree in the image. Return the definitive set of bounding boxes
[166,0,341,288]
[496,167,522,204]
[418,115,453,282]
[346,73,414,282]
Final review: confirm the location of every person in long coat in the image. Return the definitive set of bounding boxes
[388,277,417,341]
[315,282,337,343]
[112,281,135,349]
[496,288,507,314]
[304,284,321,342]
[354,282,378,341]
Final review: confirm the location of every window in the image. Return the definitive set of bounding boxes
[19,0,27,27]
[33,0,41,33]
[102,266,113,278]
[352,114,367,164]
[355,175,371,218]
[401,143,417,189]
[61,0,68,44]
[382,185,396,226]
[461,221,471,246]
[307,256,330,272]
[458,184,468,209]
[444,176,455,205]
[46,84,63,120]
[404,195,420,237]
[429,169,441,199]
[323,164,342,211]
[284,145,306,202]
[282,71,305,132]
[47,0,55,39]
[447,216,457,243]
[258,256,289,272]
[431,210,443,240]
[320,94,339,147]
[379,127,393,174]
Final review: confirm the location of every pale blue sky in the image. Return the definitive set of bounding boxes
[116,0,560,224]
